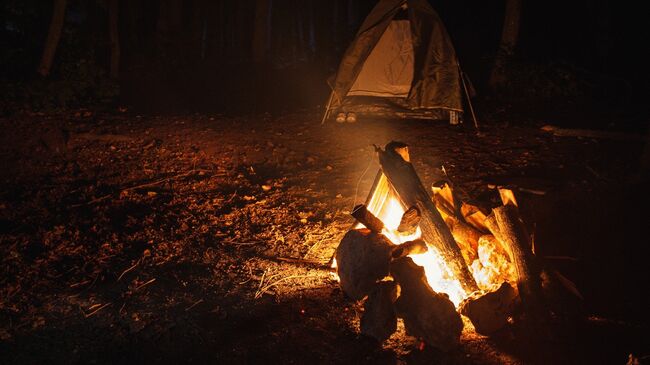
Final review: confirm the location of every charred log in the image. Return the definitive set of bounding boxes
[378,141,479,293]
[360,280,398,341]
[460,282,517,335]
[390,257,463,351]
[391,239,428,259]
[397,206,420,235]
[335,229,394,300]
[351,204,384,233]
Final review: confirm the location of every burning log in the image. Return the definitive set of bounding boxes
[459,282,517,335]
[351,204,384,233]
[445,218,481,264]
[484,190,548,328]
[377,141,479,293]
[430,182,483,263]
[360,280,398,341]
[391,239,428,259]
[397,206,420,235]
[335,229,395,300]
[390,257,463,351]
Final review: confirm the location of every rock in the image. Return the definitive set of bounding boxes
[459,282,517,335]
[335,229,394,300]
[390,257,463,352]
[361,280,398,341]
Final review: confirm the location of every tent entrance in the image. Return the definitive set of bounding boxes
[347,20,414,98]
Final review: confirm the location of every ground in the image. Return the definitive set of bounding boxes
[0,110,648,364]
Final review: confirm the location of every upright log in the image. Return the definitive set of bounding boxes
[491,205,544,309]
[378,142,479,293]
[487,203,549,333]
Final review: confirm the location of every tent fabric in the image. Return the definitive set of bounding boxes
[348,20,414,98]
[329,0,463,117]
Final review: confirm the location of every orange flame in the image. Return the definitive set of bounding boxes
[352,173,515,307]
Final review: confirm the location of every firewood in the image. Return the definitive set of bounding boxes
[461,203,489,232]
[361,280,398,341]
[491,205,543,308]
[377,141,479,294]
[429,182,483,263]
[351,204,385,233]
[335,229,395,300]
[390,257,463,351]
[397,206,420,235]
[487,202,549,333]
[446,217,481,264]
[459,282,517,335]
[391,239,428,259]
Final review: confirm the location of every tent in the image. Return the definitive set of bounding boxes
[324,0,473,125]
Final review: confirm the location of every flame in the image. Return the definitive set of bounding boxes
[343,173,515,308]
[470,235,517,291]
[357,174,467,306]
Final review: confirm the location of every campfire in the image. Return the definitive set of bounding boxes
[334,141,568,351]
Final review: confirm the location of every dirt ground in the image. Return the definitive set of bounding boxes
[0,110,648,364]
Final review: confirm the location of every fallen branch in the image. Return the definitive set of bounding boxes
[71,169,211,207]
[541,125,649,142]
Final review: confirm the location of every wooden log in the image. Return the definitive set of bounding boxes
[459,282,517,335]
[335,229,395,300]
[446,217,481,264]
[351,204,384,233]
[360,280,398,341]
[390,257,463,351]
[378,141,479,293]
[397,206,420,235]
[490,203,548,327]
[391,239,428,259]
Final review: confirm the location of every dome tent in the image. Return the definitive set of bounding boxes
[323,0,472,125]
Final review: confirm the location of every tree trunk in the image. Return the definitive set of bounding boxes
[108,0,120,79]
[489,0,521,89]
[378,142,479,294]
[38,0,68,77]
[252,0,271,63]
[156,0,183,57]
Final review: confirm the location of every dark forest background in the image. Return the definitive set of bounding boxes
[1,0,649,127]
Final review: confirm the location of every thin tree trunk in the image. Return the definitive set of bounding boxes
[108,0,120,79]
[308,0,315,56]
[252,0,271,63]
[38,0,67,77]
[489,0,521,89]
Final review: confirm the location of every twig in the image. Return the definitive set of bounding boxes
[69,280,91,288]
[117,260,139,282]
[257,269,268,292]
[134,278,156,291]
[254,274,321,299]
[83,302,112,318]
[238,266,254,285]
[185,299,204,312]
[276,256,327,265]
[72,169,210,207]
[303,236,327,260]
[225,241,263,246]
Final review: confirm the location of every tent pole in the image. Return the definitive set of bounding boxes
[458,63,479,130]
[321,90,335,124]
